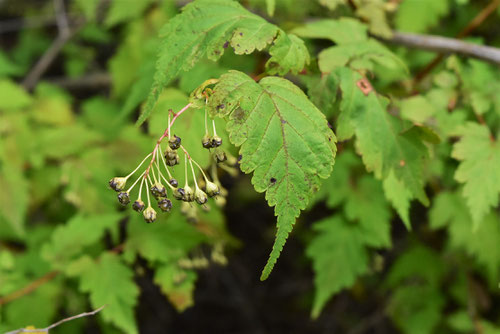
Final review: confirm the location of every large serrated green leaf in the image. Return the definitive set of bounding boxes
[306,215,369,318]
[451,123,500,227]
[208,70,336,280]
[334,67,429,227]
[138,0,309,125]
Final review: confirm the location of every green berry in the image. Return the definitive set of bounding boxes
[109,177,127,192]
[117,192,130,205]
[168,135,182,150]
[150,182,167,199]
[143,206,157,223]
[202,134,212,149]
[205,181,220,197]
[194,188,208,205]
[173,188,185,200]
[211,135,222,147]
[214,148,227,163]
[132,199,145,212]
[158,198,173,212]
[182,185,194,202]
[169,178,178,188]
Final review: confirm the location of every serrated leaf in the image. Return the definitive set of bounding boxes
[42,214,122,269]
[139,0,308,125]
[306,216,368,318]
[451,123,500,226]
[123,210,206,264]
[395,0,449,33]
[345,175,392,248]
[334,67,429,225]
[0,79,33,110]
[355,0,393,38]
[79,253,139,334]
[208,70,336,280]
[154,264,197,312]
[430,192,500,284]
[319,39,405,73]
[265,32,309,75]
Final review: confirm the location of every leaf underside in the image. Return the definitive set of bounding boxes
[138,0,309,125]
[208,70,336,280]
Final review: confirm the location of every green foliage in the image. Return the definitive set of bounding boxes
[207,70,336,279]
[139,0,309,125]
[307,215,368,318]
[2,0,500,332]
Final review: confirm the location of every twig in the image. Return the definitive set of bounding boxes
[4,305,107,334]
[413,0,500,83]
[21,0,83,90]
[48,72,111,90]
[386,32,500,66]
[0,271,59,306]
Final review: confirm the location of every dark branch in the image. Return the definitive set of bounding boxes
[386,31,500,66]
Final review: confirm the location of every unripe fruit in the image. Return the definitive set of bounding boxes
[211,135,222,147]
[169,178,178,188]
[117,192,130,205]
[132,199,145,212]
[169,135,182,150]
[109,177,127,192]
[201,134,212,149]
[150,182,167,199]
[214,148,227,163]
[143,206,157,223]
[205,181,220,197]
[194,188,208,205]
[182,185,194,202]
[158,198,173,212]
[173,187,185,200]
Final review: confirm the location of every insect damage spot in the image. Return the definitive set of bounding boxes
[223,41,229,48]
[270,177,277,184]
[356,78,373,96]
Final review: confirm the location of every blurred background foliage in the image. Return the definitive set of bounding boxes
[0,0,500,333]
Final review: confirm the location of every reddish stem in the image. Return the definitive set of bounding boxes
[143,103,192,179]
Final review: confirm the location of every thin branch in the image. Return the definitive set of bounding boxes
[414,0,500,83]
[386,31,500,66]
[4,305,107,334]
[48,72,111,90]
[0,270,59,306]
[21,0,84,90]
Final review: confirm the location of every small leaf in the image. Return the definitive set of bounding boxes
[334,67,429,224]
[395,0,449,33]
[79,253,139,334]
[0,79,33,110]
[208,70,336,280]
[451,123,500,226]
[154,265,197,312]
[307,216,369,318]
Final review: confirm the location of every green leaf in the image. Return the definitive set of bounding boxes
[74,0,100,21]
[319,40,405,73]
[385,246,446,334]
[266,0,276,16]
[265,33,309,75]
[0,79,33,110]
[208,70,336,280]
[344,175,392,248]
[430,192,500,284]
[306,215,369,318]
[399,95,437,124]
[79,253,139,334]
[395,0,449,33]
[334,67,429,225]
[105,0,156,27]
[292,18,368,45]
[154,264,197,312]
[0,160,29,236]
[139,0,308,125]
[123,210,206,264]
[355,0,393,38]
[451,123,500,226]
[318,0,346,10]
[42,214,122,269]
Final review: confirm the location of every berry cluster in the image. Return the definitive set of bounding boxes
[108,103,230,224]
